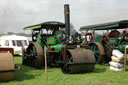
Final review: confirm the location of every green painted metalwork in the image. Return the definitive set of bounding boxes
[56,33,60,39]
[95,35,102,44]
[117,44,128,52]
[47,37,56,45]
[55,44,62,51]
[50,44,62,51]
[47,33,62,51]
[107,38,118,46]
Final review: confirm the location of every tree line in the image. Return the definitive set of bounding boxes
[0,32,31,37]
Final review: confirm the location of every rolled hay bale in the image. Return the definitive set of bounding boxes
[0,53,15,82]
[109,61,123,68]
[111,56,124,63]
[112,50,124,60]
[110,66,123,71]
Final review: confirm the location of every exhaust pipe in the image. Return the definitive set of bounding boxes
[64,4,70,39]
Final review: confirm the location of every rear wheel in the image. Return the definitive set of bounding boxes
[90,42,105,64]
[22,42,44,68]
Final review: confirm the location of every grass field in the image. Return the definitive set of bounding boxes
[1,56,128,85]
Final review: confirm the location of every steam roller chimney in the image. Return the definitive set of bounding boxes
[64,4,70,39]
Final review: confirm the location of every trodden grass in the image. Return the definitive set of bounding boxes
[0,56,128,85]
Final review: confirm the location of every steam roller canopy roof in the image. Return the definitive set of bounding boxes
[24,21,65,30]
[80,20,128,31]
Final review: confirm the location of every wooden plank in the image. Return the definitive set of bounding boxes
[46,50,59,53]
[124,47,127,72]
[44,49,48,80]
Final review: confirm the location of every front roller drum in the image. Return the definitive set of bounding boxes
[61,49,96,74]
[0,53,15,81]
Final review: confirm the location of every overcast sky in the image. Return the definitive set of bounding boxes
[0,0,128,33]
